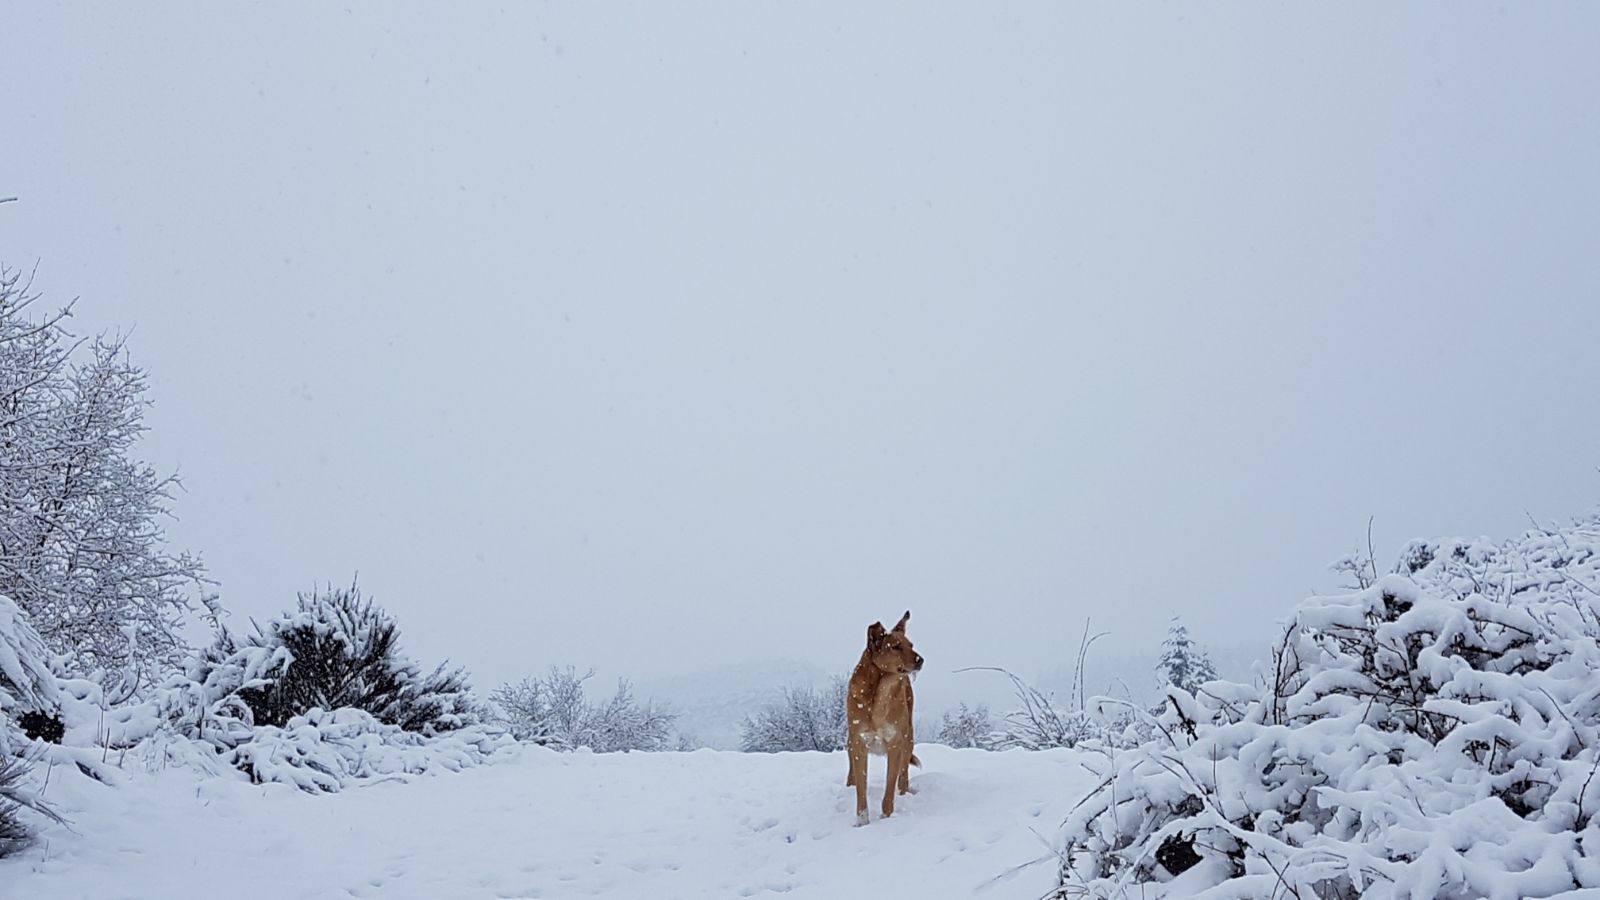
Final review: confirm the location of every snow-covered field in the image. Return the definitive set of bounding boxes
[1,745,1091,899]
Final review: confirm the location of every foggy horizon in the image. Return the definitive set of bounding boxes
[3,3,1597,696]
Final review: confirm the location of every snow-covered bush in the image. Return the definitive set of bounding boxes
[37,638,510,794]
[583,679,676,752]
[15,589,510,794]
[1155,615,1217,695]
[994,690,1111,750]
[228,707,510,793]
[1057,512,1600,899]
[236,584,475,735]
[740,677,848,752]
[0,595,63,855]
[487,666,675,752]
[489,666,591,747]
[0,594,62,754]
[0,756,38,857]
[937,702,998,749]
[488,675,556,744]
[976,668,1131,751]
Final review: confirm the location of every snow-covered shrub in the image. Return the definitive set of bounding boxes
[38,639,510,793]
[0,750,64,858]
[228,707,511,793]
[937,702,998,749]
[0,756,36,857]
[20,595,509,793]
[582,679,676,752]
[488,674,556,743]
[488,666,675,752]
[970,622,1139,752]
[1057,512,1600,899]
[65,629,294,755]
[0,594,62,755]
[979,668,1130,751]
[1155,615,1217,695]
[740,677,848,752]
[489,666,587,747]
[0,595,64,855]
[236,585,475,735]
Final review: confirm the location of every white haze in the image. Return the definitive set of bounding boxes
[1,3,1596,708]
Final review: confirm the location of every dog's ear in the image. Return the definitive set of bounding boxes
[892,610,910,633]
[867,621,887,648]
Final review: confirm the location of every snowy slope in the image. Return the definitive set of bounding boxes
[0,745,1091,899]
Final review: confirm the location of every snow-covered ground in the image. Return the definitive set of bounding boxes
[1,745,1091,899]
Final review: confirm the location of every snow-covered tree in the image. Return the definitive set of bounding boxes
[740,677,848,753]
[235,584,476,735]
[1154,615,1216,694]
[0,267,215,698]
[936,702,997,749]
[581,679,676,753]
[1058,509,1600,899]
[488,674,557,744]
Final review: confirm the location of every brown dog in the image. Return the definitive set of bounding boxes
[844,610,924,824]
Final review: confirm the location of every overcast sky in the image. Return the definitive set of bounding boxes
[2,3,1597,692]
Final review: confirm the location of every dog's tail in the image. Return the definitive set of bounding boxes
[909,753,922,768]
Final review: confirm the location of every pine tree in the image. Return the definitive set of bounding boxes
[1155,616,1216,694]
[235,583,476,735]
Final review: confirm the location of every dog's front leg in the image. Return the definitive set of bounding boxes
[849,734,870,825]
[881,745,902,819]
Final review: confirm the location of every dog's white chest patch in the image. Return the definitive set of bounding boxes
[858,676,907,755]
[859,722,899,755]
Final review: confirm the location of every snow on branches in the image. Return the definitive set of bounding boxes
[489,666,676,752]
[936,702,998,750]
[11,586,508,796]
[1057,512,1600,899]
[740,678,848,753]
[0,267,215,699]
[0,595,61,739]
[0,595,63,856]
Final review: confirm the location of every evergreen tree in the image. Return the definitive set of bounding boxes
[1155,616,1217,694]
[236,583,476,735]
